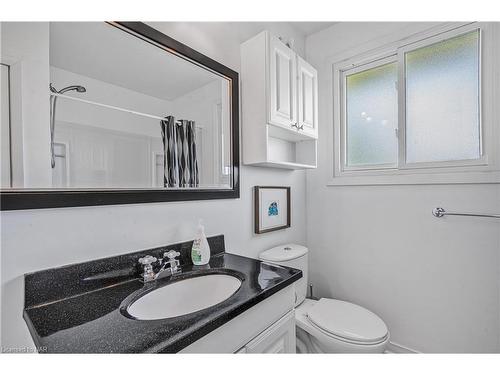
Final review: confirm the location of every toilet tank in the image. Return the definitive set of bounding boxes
[259,244,308,307]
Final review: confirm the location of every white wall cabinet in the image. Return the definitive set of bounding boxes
[241,31,318,170]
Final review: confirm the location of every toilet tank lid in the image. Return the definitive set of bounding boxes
[259,244,308,262]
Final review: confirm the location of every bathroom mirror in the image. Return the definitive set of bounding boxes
[0,22,239,209]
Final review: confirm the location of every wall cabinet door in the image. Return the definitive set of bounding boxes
[268,36,297,129]
[244,310,296,353]
[297,56,318,137]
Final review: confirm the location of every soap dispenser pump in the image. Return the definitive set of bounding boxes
[191,220,210,266]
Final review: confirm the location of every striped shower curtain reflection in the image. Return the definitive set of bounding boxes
[160,116,199,188]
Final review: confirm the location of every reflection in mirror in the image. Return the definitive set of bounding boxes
[1,22,232,190]
[0,63,10,188]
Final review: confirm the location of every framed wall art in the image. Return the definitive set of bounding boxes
[254,186,291,234]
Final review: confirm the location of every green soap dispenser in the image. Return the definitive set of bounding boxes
[191,220,210,266]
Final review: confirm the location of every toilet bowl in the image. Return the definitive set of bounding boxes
[295,298,389,353]
[259,244,389,354]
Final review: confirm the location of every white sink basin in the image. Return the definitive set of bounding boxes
[127,274,242,320]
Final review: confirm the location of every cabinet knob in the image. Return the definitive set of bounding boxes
[292,122,304,131]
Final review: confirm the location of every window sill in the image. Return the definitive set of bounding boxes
[327,170,500,186]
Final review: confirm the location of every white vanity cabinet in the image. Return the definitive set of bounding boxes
[243,310,296,353]
[180,285,296,353]
[241,31,318,170]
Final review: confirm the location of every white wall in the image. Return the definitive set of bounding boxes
[0,22,308,349]
[1,22,51,188]
[51,67,172,188]
[305,22,500,353]
[52,66,173,138]
[1,64,10,188]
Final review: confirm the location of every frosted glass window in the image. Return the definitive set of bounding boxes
[345,62,398,167]
[405,30,480,163]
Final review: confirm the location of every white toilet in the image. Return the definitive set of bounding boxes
[259,244,389,353]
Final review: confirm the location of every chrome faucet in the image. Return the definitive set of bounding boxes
[138,250,181,283]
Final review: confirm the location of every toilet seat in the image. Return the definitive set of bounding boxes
[306,298,388,345]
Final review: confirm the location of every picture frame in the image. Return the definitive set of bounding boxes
[254,186,291,234]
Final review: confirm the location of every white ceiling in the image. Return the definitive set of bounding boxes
[49,22,335,101]
[50,22,221,101]
[289,22,336,36]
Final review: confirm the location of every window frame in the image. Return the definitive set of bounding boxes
[341,54,399,172]
[330,22,500,185]
[397,25,485,171]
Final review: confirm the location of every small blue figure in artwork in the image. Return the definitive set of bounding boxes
[268,201,279,216]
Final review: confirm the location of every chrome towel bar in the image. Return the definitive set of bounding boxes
[432,207,500,219]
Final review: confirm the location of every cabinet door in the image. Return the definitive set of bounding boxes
[297,56,318,138]
[245,310,296,353]
[268,36,297,128]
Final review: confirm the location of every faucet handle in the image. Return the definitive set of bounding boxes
[138,255,157,283]
[163,250,181,275]
[163,250,180,260]
[138,255,157,266]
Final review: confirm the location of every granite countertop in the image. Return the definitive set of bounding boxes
[23,236,302,353]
